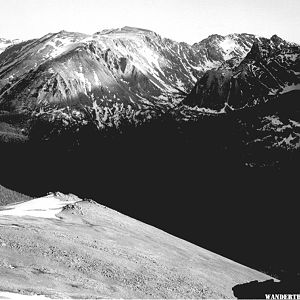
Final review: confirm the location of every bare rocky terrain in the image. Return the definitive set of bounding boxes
[0,192,272,299]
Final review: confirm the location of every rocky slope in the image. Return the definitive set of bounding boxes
[0,192,272,299]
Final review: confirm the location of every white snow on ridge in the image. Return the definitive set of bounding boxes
[269,83,300,96]
[219,37,246,60]
[0,291,53,300]
[0,194,80,219]
[37,36,81,59]
[219,37,237,52]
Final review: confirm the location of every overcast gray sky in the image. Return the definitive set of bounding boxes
[0,0,299,44]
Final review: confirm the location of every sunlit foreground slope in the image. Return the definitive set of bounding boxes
[0,193,271,299]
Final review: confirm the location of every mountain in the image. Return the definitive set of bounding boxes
[0,28,256,121]
[0,38,20,54]
[183,35,300,111]
[192,33,257,65]
[0,191,272,298]
[180,35,300,155]
[1,28,300,283]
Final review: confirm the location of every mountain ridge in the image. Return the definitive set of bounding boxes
[0,27,257,117]
[1,28,300,283]
[184,35,300,111]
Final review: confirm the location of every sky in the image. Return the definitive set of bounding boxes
[0,0,299,44]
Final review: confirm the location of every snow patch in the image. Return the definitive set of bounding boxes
[277,133,300,149]
[219,37,244,60]
[0,194,80,219]
[93,71,100,85]
[290,119,300,127]
[264,115,283,126]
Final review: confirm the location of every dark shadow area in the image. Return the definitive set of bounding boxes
[0,100,300,279]
[233,276,300,299]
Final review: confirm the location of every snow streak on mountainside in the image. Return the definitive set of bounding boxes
[0,28,256,117]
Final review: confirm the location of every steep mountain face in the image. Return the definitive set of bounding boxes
[0,38,20,54]
[184,35,300,111]
[192,33,257,66]
[0,28,256,119]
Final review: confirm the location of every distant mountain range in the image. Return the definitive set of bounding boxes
[0,27,256,114]
[0,27,299,153]
[184,35,300,111]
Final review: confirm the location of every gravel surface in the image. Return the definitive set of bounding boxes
[0,194,272,299]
